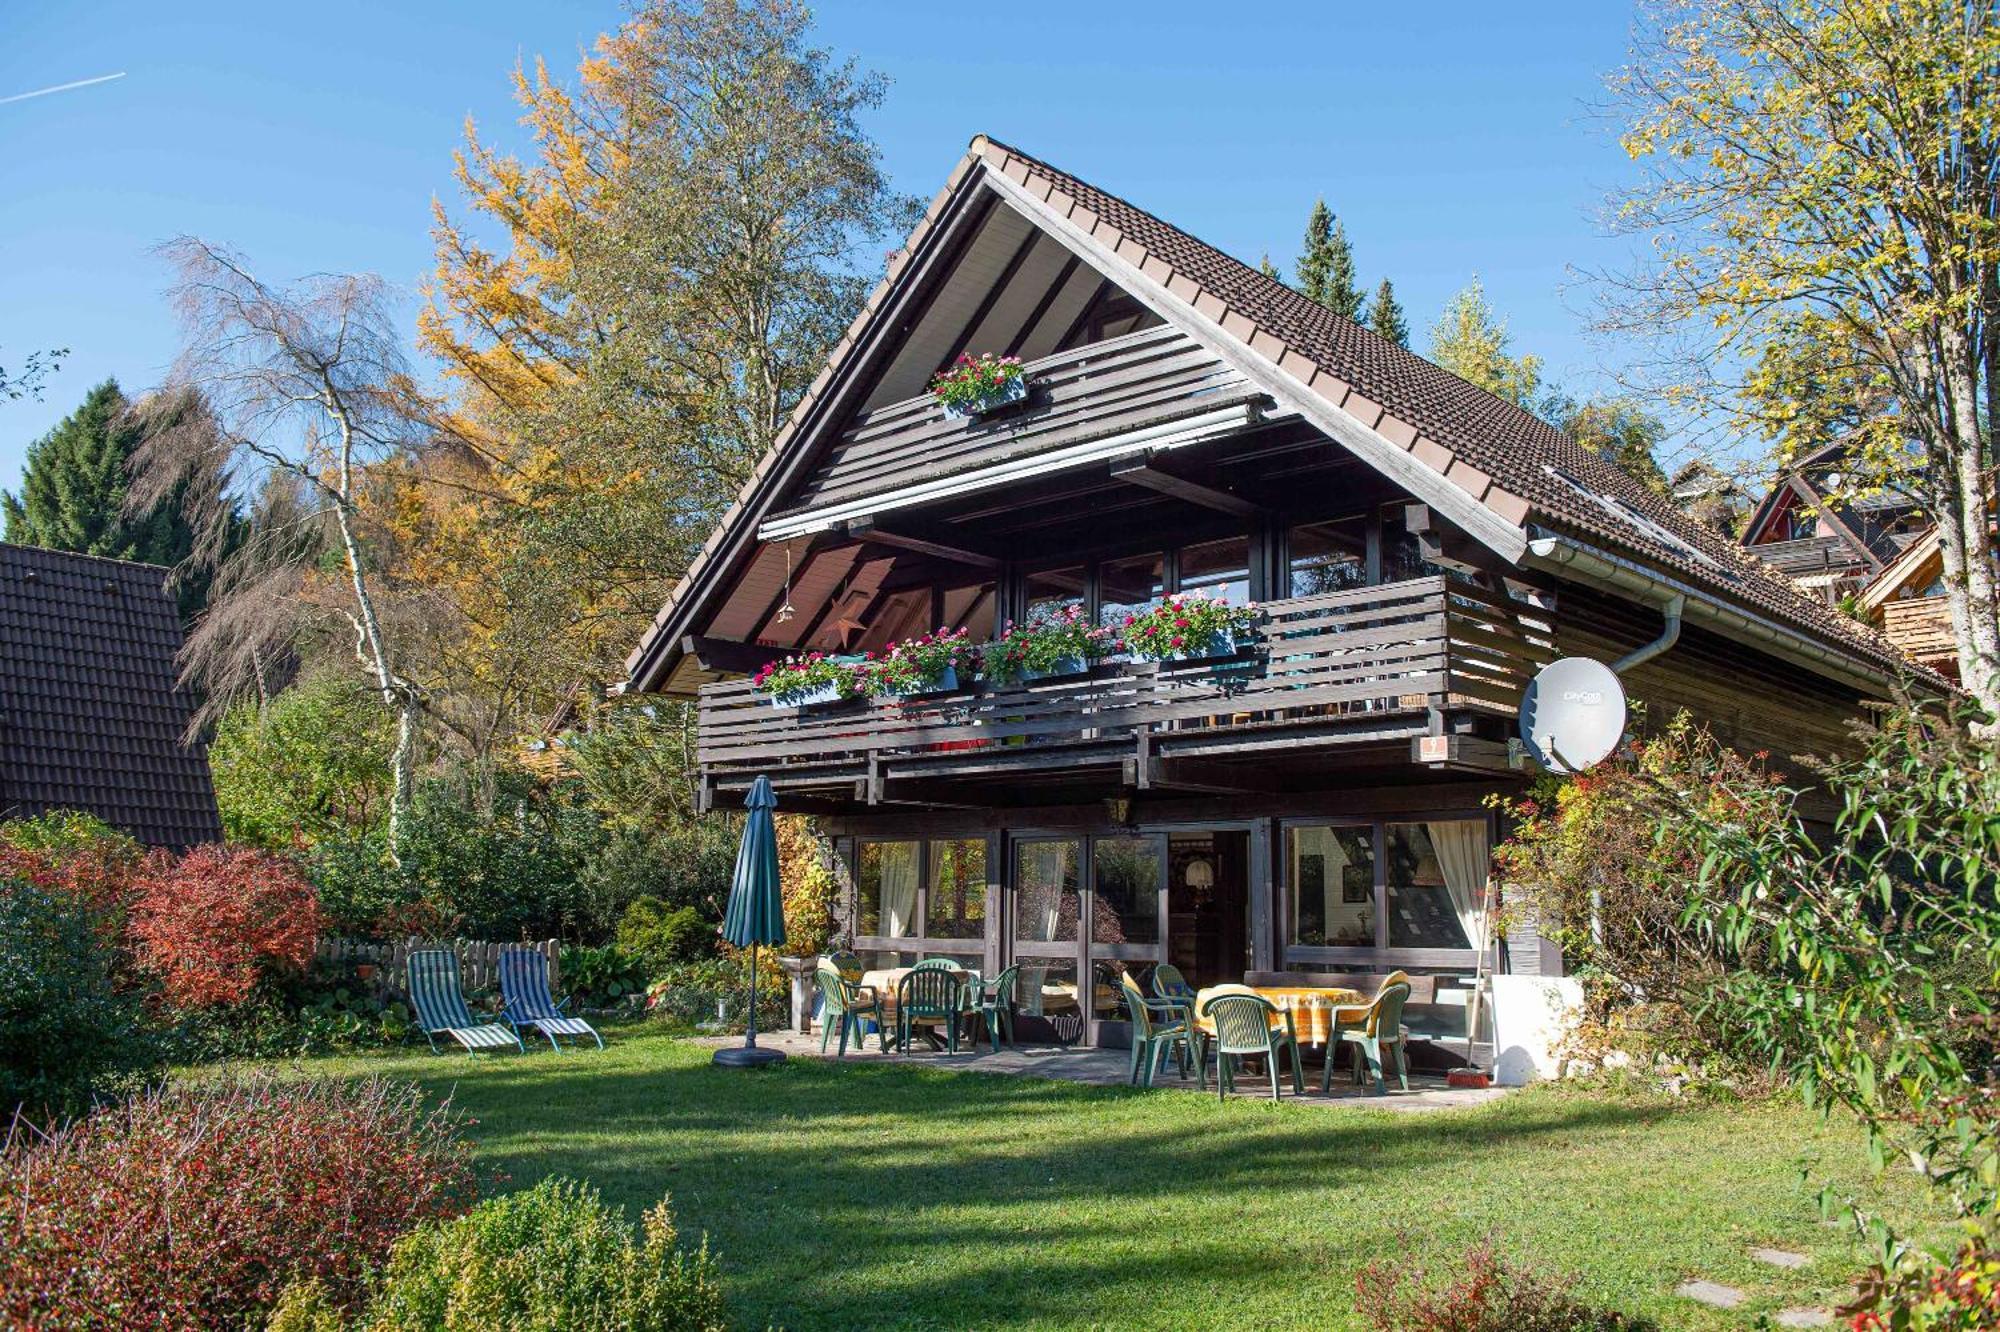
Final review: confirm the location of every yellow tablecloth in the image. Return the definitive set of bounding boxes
[1192,984,1367,1047]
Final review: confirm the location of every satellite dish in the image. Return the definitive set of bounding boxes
[1518,657,1628,775]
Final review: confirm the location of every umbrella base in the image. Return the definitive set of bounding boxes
[712,1044,787,1068]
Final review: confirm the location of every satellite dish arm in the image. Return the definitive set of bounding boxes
[1610,592,1684,675]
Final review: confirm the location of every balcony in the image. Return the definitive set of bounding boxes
[695,576,1552,809]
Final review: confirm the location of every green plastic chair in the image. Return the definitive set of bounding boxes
[1200,992,1305,1102]
[1328,980,1412,1095]
[1150,963,1196,1006]
[911,957,961,972]
[971,964,1019,1052]
[896,967,965,1053]
[1118,972,1191,1087]
[816,961,885,1056]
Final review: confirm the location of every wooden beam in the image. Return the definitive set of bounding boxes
[680,635,784,675]
[846,518,1003,570]
[1004,252,1081,357]
[1406,503,1502,577]
[1109,455,1264,519]
[934,227,1043,377]
[1121,756,1287,794]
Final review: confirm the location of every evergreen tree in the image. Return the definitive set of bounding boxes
[1366,277,1409,346]
[1294,199,1363,320]
[1258,252,1280,280]
[2,379,212,618]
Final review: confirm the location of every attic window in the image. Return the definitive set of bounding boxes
[1544,465,1737,580]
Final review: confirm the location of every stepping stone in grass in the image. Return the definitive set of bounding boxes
[1773,1309,1833,1328]
[1751,1247,1812,1269]
[1675,1279,1745,1308]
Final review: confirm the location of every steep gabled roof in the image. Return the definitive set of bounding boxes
[0,542,222,848]
[626,134,1914,694]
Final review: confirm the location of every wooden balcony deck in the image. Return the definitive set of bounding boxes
[696,577,1552,807]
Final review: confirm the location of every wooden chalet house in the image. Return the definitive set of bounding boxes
[1741,440,1930,604]
[625,137,1910,1049]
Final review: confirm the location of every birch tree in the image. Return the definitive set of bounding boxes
[1607,0,2000,718]
[133,238,433,853]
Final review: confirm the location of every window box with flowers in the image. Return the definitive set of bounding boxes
[931,352,1028,420]
[986,605,1115,684]
[752,652,859,710]
[860,628,979,698]
[1119,592,1260,662]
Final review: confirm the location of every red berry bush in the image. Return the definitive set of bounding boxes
[129,845,321,1009]
[0,1076,475,1328]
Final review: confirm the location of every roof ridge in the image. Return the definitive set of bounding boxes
[0,540,177,578]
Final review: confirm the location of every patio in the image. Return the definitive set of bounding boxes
[699,1029,1508,1111]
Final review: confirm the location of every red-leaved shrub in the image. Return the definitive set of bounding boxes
[0,1076,475,1327]
[0,838,139,937]
[129,845,321,1008]
[1354,1238,1653,1331]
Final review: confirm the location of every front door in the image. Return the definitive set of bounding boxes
[1084,834,1167,1045]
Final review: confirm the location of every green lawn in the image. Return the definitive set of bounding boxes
[293,1028,1940,1331]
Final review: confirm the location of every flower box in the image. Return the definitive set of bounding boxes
[1018,654,1088,682]
[770,679,846,710]
[986,606,1114,686]
[882,664,961,698]
[1143,629,1251,664]
[941,372,1028,420]
[1117,593,1260,663]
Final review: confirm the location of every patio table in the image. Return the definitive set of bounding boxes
[1193,984,1366,1047]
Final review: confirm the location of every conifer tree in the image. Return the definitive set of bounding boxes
[1294,199,1363,320]
[1366,277,1409,347]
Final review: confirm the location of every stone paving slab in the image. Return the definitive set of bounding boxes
[1675,1279,1746,1309]
[698,1031,1510,1111]
[1752,1246,1812,1269]
[1773,1309,1834,1328]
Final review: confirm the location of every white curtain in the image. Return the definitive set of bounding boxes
[1019,842,1067,941]
[1294,826,1349,940]
[880,841,919,937]
[1426,820,1490,952]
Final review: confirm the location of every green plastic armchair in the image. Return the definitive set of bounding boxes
[816,961,885,1056]
[1118,971,1191,1087]
[1329,980,1412,1095]
[1200,992,1305,1102]
[971,964,1019,1052]
[896,966,966,1053]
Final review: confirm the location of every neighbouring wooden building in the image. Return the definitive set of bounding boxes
[1740,439,1930,604]
[0,542,222,848]
[625,137,1912,1049]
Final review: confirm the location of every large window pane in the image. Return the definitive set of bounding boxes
[1099,552,1165,627]
[1179,536,1251,606]
[1023,566,1086,626]
[1385,822,1482,950]
[1287,825,1375,947]
[1091,836,1160,945]
[1014,839,1079,942]
[926,839,987,939]
[1289,520,1366,596]
[856,841,920,938]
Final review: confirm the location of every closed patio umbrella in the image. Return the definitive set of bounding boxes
[714,775,788,1067]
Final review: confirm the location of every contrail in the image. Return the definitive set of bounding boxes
[0,72,127,106]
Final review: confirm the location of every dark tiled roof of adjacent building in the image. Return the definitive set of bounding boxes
[0,542,222,847]
[975,136,1908,678]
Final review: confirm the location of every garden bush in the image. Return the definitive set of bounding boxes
[0,809,142,931]
[0,879,147,1118]
[209,672,395,848]
[645,957,787,1032]
[617,896,717,972]
[269,1177,727,1332]
[0,1076,474,1327]
[130,844,321,1008]
[560,942,647,1010]
[1353,1238,1653,1331]
[577,820,737,938]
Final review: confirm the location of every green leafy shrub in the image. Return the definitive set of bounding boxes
[0,1076,473,1327]
[0,808,141,861]
[559,943,646,1010]
[0,879,149,1117]
[618,896,716,972]
[1353,1238,1654,1331]
[576,820,736,939]
[645,958,786,1032]
[209,672,394,848]
[276,1177,727,1331]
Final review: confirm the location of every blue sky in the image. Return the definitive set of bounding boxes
[1,1,1648,494]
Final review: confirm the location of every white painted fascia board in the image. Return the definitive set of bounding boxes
[757,402,1260,541]
[976,165,1530,565]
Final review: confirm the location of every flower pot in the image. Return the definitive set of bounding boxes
[769,679,845,710]
[1137,630,1249,663]
[883,664,960,698]
[941,374,1028,420]
[1018,654,1087,682]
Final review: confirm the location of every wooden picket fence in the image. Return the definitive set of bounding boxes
[315,936,561,999]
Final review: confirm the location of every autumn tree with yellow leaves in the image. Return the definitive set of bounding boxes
[1608,0,2000,719]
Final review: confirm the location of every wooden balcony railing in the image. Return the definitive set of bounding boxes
[696,576,1552,800]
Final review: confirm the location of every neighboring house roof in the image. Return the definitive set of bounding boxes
[1857,526,1944,616]
[625,134,1918,694]
[0,542,222,848]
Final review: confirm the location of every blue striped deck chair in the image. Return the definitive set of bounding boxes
[407,949,522,1055]
[498,946,603,1051]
